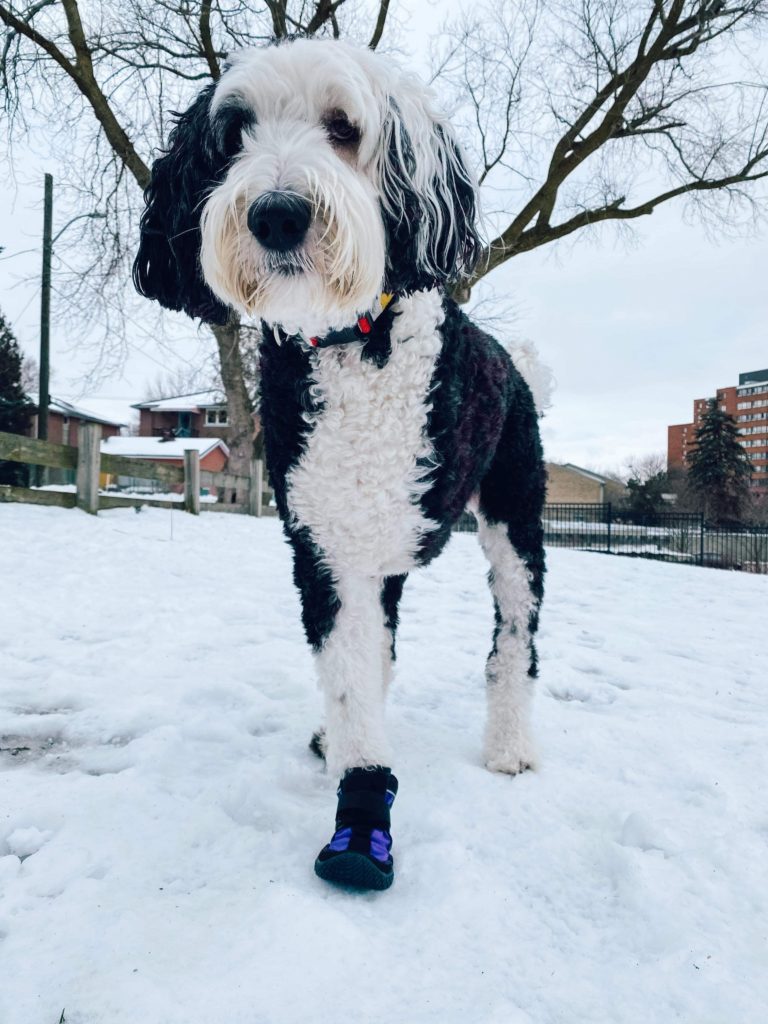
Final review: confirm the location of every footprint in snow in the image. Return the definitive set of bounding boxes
[578,631,606,649]
[547,684,617,706]
[618,813,677,857]
[3,826,53,861]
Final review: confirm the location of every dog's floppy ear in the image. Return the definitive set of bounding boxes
[133,84,238,325]
[378,96,481,295]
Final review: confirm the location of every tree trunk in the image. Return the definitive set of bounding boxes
[210,314,255,483]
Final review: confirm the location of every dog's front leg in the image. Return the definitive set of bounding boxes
[312,573,398,891]
[315,574,391,776]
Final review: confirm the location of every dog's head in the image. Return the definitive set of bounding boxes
[133,38,480,335]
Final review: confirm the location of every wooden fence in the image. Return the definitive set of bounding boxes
[0,426,275,517]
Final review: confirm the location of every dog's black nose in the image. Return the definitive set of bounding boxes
[247,192,312,252]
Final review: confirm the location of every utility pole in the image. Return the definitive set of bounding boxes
[38,173,53,442]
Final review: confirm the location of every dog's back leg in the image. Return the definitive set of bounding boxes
[475,396,546,775]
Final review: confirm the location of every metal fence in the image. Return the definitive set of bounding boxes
[454,503,768,574]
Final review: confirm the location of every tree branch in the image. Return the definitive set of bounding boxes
[369,0,390,49]
[305,0,347,35]
[0,2,76,78]
[265,0,287,38]
[471,156,768,283]
[199,0,221,80]
[1,0,150,188]
[467,0,768,287]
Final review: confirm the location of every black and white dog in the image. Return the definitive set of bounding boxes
[134,37,546,891]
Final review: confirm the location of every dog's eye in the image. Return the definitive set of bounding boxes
[214,103,255,161]
[323,110,361,147]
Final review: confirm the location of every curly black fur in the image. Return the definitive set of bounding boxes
[380,112,480,296]
[133,87,254,325]
[381,574,408,661]
[258,327,341,650]
[415,299,514,564]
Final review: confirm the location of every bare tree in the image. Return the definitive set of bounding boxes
[0,0,392,473]
[438,0,768,293]
[142,364,220,403]
[2,0,768,469]
[624,452,668,483]
[20,354,38,394]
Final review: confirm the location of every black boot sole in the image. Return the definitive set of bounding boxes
[314,851,394,891]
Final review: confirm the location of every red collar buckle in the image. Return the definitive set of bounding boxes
[357,316,372,334]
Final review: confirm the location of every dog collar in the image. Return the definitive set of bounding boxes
[306,293,395,349]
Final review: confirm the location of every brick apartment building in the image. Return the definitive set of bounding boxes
[668,368,768,494]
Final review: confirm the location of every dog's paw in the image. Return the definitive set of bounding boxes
[484,750,537,776]
[309,729,327,761]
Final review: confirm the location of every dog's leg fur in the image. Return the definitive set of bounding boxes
[476,400,546,776]
[314,574,393,777]
[476,512,540,774]
[310,572,407,761]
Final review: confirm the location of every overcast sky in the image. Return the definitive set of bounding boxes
[1,0,766,473]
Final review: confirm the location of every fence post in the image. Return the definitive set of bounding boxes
[699,513,705,566]
[76,422,101,514]
[184,449,201,515]
[248,459,263,517]
[606,502,612,554]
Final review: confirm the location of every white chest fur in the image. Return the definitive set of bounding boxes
[285,289,445,576]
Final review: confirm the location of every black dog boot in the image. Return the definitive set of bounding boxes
[314,767,398,891]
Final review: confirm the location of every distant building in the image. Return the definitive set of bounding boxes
[23,395,126,486]
[546,463,627,505]
[668,368,768,494]
[100,436,229,495]
[101,435,229,475]
[133,391,231,441]
[27,394,125,447]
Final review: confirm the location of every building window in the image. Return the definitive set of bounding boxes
[206,408,228,426]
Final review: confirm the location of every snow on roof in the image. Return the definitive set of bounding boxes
[100,436,229,460]
[66,397,138,428]
[132,390,226,412]
[551,462,608,483]
[29,393,128,427]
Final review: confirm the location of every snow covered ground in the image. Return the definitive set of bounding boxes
[1,504,766,1024]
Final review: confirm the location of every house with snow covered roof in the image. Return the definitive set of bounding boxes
[27,394,127,448]
[100,435,229,476]
[132,390,231,442]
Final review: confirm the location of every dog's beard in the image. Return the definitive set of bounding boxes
[263,249,314,276]
[200,168,386,336]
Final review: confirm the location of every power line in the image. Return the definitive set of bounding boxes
[0,247,38,262]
